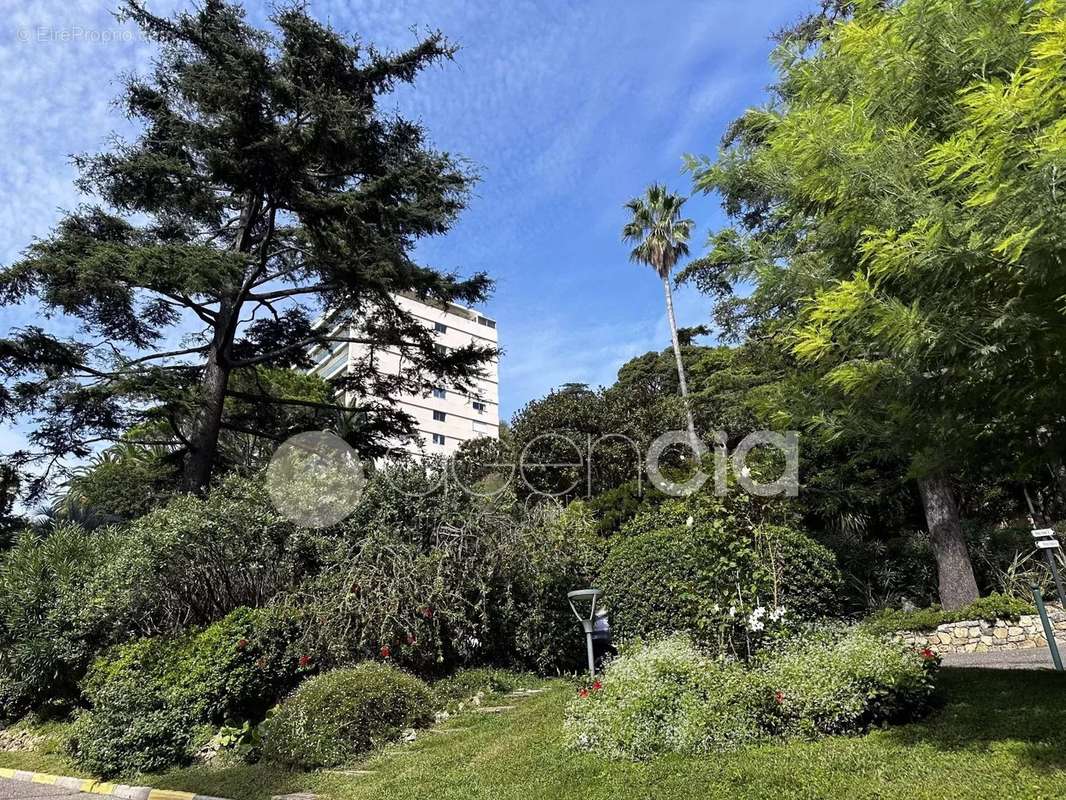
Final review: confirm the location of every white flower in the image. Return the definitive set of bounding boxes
[728,605,737,618]
[769,606,787,622]
[747,613,765,632]
[751,606,766,620]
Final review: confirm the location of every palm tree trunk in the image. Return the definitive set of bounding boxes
[662,276,699,451]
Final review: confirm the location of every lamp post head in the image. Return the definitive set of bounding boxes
[568,588,602,628]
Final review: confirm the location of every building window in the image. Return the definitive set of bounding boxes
[434,343,448,355]
[432,386,446,399]
[434,321,447,333]
[477,316,496,329]
[472,401,486,413]
[432,433,446,446]
[320,350,348,377]
[433,410,446,422]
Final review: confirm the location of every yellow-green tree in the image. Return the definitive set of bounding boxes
[684,0,1066,608]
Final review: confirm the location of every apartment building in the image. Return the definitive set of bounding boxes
[309,294,500,457]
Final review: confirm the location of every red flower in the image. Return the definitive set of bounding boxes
[350,583,361,595]
[774,691,784,704]
[380,645,391,659]
[236,638,248,651]
[298,655,312,668]
[406,633,417,646]
[919,648,936,660]
[591,680,602,692]
[421,607,434,620]
[578,688,589,699]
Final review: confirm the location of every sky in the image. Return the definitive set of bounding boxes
[0,0,809,456]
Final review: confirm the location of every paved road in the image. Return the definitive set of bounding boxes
[942,639,1066,670]
[0,780,94,800]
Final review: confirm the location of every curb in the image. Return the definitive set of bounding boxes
[0,768,229,800]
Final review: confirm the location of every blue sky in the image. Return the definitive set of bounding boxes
[1,0,807,453]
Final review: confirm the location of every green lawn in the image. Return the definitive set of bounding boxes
[4,668,1066,800]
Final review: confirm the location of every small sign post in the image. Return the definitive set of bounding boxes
[1031,528,1066,604]
[1032,583,1064,672]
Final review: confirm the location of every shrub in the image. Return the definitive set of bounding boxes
[563,636,768,759]
[299,485,604,677]
[508,502,606,674]
[757,628,938,738]
[100,475,325,633]
[0,476,329,721]
[862,593,1034,636]
[758,524,842,619]
[600,506,839,652]
[565,628,937,760]
[70,607,304,776]
[0,524,122,719]
[261,663,434,769]
[69,682,195,776]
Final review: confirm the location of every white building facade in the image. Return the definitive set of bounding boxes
[310,294,500,457]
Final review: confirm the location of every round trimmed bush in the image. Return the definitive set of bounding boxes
[600,515,840,644]
[262,663,435,768]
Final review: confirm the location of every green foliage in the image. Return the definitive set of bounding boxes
[0,524,121,719]
[584,481,666,536]
[70,607,304,776]
[564,636,767,759]
[261,663,435,769]
[862,593,1034,636]
[599,495,840,650]
[69,682,196,777]
[293,468,604,676]
[431,668,539,709]
[508,503,606,673]
[757,628,939,739]
[508,385,652,501]
[0,474,327,721]
[682,0,1066,608]
[60,440,177,522]
[758,524,843,620]
[565,629,937,760]
[99,474,325,633]
[0,0,494,497]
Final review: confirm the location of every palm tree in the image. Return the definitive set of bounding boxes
[623,184,699,450]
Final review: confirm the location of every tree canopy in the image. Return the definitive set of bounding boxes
[0,0,496,500]
[682,0,1066,607]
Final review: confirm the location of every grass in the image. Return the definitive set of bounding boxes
[3,668,1066,799]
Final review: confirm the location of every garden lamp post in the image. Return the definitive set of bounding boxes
[568,588,603,680]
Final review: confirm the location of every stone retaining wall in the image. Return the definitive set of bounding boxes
[898,608,1066,654]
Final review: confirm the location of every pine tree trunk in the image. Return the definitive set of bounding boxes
[662,276,698,451]
[918,475,979,610]
[181,344,231,495]
[181,197,258,494]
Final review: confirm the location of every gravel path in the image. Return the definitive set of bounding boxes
[941,639,1066,670]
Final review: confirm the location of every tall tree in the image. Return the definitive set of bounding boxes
[622,185,698,450]
[683,0,1066,608]
[0,1,495,499]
